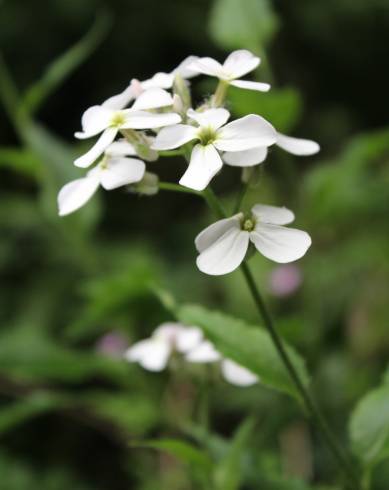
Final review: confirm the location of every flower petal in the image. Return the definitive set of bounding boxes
[100,157,145,190]
[251,204,295,225]
[173,55,200,78]
[187,108,230,130]
[250,223,311,263]
[58,173,100,216]
[179,144,223,191]
[223,50,260,79]
[102,85,135,110]
[176,327,203,353]
[276,133,320,156]
[221,359,259,386]
[223,147,268,166]
[214,115,276,152]
[125,339,171,372]
[76,105,114,139]
[74,128,117,168]
[131,88,174,110]
[105,139,137,157]
[196,227,250,275]
[122,111,181,129]
[195,214,242,253]
[185,341,222,363]
[152,124,197,150]
[230,79,270,92]
[188,57,226,78]
[141,72,174,90]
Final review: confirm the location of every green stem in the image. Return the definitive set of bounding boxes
[159,181,201,196]
[233,181,249,214]
[201,188,226,218]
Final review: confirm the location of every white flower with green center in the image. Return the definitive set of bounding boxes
[58,140,145,216]
[125,323,203,372]
[223,132,320,166]
[188,49,270,92]
[195,204,312,275]
[74,88,181,168]
[152,108,277,190]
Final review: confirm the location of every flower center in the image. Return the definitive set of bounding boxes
[110,111,126,128]
[241,216,256,232]
[197,126,217,146]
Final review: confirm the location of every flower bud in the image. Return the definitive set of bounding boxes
[173,74,191,113]
[130,172,159,196]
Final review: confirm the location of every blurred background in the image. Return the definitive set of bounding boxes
[0,0,389,489]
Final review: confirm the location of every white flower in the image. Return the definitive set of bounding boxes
[152,108,276,190]
[101,56,200,110]
[195,204,312,275]
[58,140,145,216]
[124,323,203,372]
[74,88,181,168]
[186,341,258,386]
[188,50,270,92]
[223,132,320,166]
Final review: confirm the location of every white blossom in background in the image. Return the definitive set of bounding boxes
[195,204,311,275]
[74,88,181,168]
[223,132,320,166]
[152,108,276,190]
[189,49,270,92]
[186,340,258,386]
[58,140,145,216]
[125,323,203,372]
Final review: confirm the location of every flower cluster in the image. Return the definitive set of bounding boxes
[125,322,258,387]
[58,49,319,275]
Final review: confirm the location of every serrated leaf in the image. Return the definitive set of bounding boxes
[177,304,309,401]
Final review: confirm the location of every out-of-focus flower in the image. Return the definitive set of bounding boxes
[96,331,129,359]
[269,264,303,297]
[189,50,270,92]
[58,140,145,216]
[223,132,320,166]
[74,88,180,168]
[195,204,311,275]
[152,108,276,190]
[124,323,202,372]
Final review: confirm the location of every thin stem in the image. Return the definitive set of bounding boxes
[158,150,185,157]
[201,188,226,219]
[158,181,201,196]
[233,181,249,214]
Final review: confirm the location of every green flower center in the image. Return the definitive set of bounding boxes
[197,126,217,146]
[241,216,256,232]
[110,111,126,128]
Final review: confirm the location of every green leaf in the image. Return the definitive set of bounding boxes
[209,0,279,51]
[214,416,256,490]
[229,87,302,133]
[177,304,309,401]
[23,13,111,114]
[0,147,41,179]
[349,383,389,468]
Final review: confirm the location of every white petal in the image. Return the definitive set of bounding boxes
[141,72,174,90]
[221,359,258,386]
[179,144,223,191]
[173,55,200,79]
[76,105,114,139]
[276,133,320,156]
[58,174,100,216]
[251,204,295,225]
[230,79,270,92]
[100,157,145,190]
[215,115,276,152]
[131,88,173,110]
[187,108,230,130]
[223,147,268,167]
[223,50,260,79]
[122,111,181,129]
[197,227,250,275]
[125,339,171,372]
[195,214,242,253]
[105,139,137,157]
[102,85,135,110]
[74,128,118,168]
[186,341,221,363]
[152,124,197,150]
[250,223,311,263]
[176,327,203,353]
[188,57,226,78]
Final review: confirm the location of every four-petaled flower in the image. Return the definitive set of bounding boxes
[152,108,276,190]
[195,204,312,275]
[188,49,270,92]
[74,88,181,168]
[58,140,145,216]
